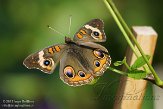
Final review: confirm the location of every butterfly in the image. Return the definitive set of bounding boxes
[23,19,111,86]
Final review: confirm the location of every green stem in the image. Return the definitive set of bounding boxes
[103,0,137,57]
[103,0,163,86]
[124,61,131,71]
[103,0,147,73]
[108,67,127,76]
[105,0,150,73]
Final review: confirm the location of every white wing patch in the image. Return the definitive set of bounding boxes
[38,51,46,68]
[84,25,101,34]
[38,51,55,70]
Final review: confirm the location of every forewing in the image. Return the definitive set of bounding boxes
[23,44,67,74]
[73,19,106,42]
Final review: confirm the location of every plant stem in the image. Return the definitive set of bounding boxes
[103,0,163,86]
[104,0,150,73]
[103,0,147,73]
[103,0,138,57]
[123,61,131,71]
[108,67,127,76]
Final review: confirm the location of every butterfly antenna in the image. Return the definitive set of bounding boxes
[47,25,65,37]
[68,15,72,35]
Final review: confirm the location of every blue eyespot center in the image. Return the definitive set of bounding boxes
[97,50,104,58]
[79,71,85,77]
[94,50,105,58]
[66,71,73,78]
[93,31,99,36]
[95,61,100,67]
[64,66,74,78]
[44,60,50,66]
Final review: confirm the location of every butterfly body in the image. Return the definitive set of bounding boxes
[23,19,111,86]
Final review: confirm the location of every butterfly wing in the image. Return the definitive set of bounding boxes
[79,42,111,76]
[23,44,67,74]
[59,50,94,86]
[59,42,111,86]
[73,19,106,42]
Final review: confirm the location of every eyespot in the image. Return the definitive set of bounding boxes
[78,71,86,77]
[93,31,100,37]
[94,49,105,58]
[43,59,51,66]
[94,60,101,67]
[64,66,75,78]
[91,31,101,39]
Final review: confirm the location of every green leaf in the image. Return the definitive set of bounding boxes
[127,70,147,79]
[114,57,126,66]
[88,77,100,85]
[114,61,123,66]
[131,55,150,69]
